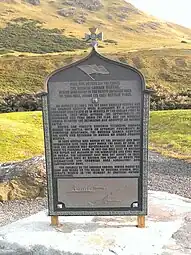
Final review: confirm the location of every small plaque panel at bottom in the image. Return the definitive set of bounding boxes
[57,178,139,208]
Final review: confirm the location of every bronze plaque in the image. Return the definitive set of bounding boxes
[42,49,151,216]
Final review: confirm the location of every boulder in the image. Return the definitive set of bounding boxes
[58,7,76,17]
[0,156,46,201]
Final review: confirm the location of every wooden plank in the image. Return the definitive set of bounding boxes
[51,216,59,226]
[137,216,145,228]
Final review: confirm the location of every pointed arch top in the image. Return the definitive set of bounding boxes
[44,47,150,93]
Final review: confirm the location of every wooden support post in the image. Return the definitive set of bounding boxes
[137,216,145,228]
[51,216,59,226]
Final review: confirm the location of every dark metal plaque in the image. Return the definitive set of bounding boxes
[42,49,151,216]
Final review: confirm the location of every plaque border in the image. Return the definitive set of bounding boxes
[42,48,152,216]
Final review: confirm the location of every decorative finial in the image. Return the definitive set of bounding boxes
[85,27,104,49]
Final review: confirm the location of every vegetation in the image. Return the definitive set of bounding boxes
[0,0,190,163]
[0,0,191,53]
[0,88,190,113]
[0,48,190,112]
[149,110,191,160]
[0,111,44,162]
[0,19,87,53]
[0,110,190,163]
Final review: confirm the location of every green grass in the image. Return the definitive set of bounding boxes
[0,110,190,163]
[0,111,44,162]
[149,110,191,160]
[0,48,190,99]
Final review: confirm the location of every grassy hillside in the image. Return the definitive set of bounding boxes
[0,110,190,163]
[0,19,87,54]
[0,48,190,101]
[0,0,190,111]
[0,0,191,54]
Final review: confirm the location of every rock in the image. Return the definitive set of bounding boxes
[116,13,127,20]
[58,7,76,17]
[25,0,40,5]
[63,0,103,11]
[0,93,42,113]
[139,21,161,31]
[118,4,141,15]
[0,156,47,201]
[107,14,112,20]
[0,0,16,3]
[175,58,187,67]
[74,17,86,24]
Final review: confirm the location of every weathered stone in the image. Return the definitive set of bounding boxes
[58,7,76,17]
[25,0,40,6]
[0,156,47,201]
[107,14,112,20]
[175,58,187,67]
[139,22,161,31]
[63,0,103,11]
[74,16,86,24]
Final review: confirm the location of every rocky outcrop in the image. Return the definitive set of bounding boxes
[0,93,42,113]
[0,0,16,3]
[64,0,103,11]
[0,156,46,201]
[139,22,161,31]
[25,0,40,5]
[74,14,86,24]
[58,7,76,17]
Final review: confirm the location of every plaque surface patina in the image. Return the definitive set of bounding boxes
[42,29,151,216]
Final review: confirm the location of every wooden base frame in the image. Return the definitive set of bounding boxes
[137,216,145,228]
[51,216,59,226]
[51,215,146,228]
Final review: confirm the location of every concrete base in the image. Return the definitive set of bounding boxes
[0,191,191,255]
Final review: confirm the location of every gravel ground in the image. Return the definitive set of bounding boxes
[0,151,190,227]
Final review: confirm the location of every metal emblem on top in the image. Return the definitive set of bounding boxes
[85,27,104,48]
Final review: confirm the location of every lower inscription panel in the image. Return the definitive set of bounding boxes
[57,178,138,208]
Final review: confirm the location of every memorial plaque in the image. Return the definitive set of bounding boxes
[42,32,151,216]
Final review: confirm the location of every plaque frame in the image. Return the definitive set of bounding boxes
[42,48,152,216]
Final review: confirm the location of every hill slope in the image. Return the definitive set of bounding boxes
[0,0,190,111]
[0,48,190,113]
[0,0,191,54]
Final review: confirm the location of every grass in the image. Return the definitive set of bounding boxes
[0,0,190,54]
[0,111,44,162]
[0,110,190,163]
[0,1,190,110]
[149,110,191,160]
[0,48,190,100]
